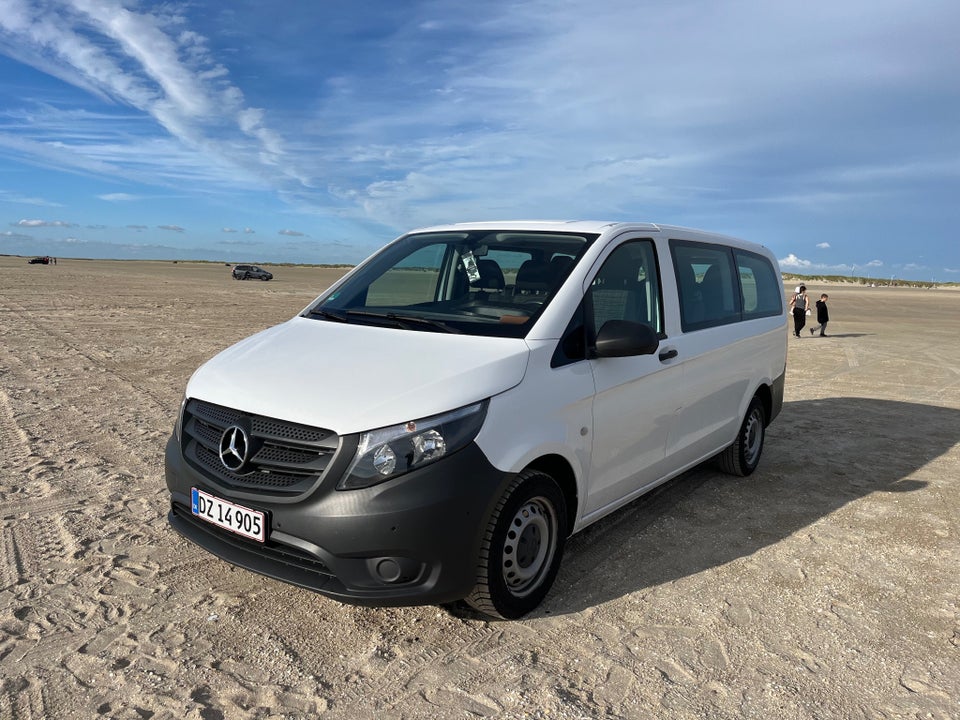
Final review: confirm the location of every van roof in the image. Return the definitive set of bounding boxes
[406,220,764,252]
[409,220,654,234]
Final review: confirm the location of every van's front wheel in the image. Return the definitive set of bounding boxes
[718,396,766,476]
[465,470,567,620]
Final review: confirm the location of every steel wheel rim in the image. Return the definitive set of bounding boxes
[743,408,763,466]
[501,496,557,598]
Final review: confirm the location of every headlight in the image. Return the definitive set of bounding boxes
[339,401,488,490]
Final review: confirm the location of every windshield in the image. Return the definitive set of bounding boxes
[304,230,596,337]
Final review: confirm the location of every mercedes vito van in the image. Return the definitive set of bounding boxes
[165,221,787,619]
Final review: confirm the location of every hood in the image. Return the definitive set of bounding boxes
[186,316,530,434]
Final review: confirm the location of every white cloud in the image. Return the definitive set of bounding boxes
[778,254,813,269]
[16,218,74,227]
[816,242,831,249]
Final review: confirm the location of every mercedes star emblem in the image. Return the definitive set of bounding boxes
[219,425,249,471]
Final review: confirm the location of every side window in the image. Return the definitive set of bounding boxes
[735,250,783,318]
[589,240,663,335]
[552,239,662,368]
[671,241,740,331]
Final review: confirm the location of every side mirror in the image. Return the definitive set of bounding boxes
[592,320,659,358]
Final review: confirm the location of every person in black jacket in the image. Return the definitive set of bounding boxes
[790,285,809,337]
[809,293,829,336]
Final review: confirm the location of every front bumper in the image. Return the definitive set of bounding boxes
[165,434,511,606]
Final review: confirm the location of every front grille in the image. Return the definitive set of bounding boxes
[182,399,340,497]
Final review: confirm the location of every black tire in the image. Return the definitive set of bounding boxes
[718,396,766,476]
[465,469,567,620]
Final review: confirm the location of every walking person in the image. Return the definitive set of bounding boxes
[809,293,830,336]
[790,284,809,337]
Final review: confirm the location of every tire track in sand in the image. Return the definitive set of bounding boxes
[0,294,173,414]
[0,385,31,457]
[0,675,49,720]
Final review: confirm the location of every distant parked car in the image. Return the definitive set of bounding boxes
[28,256,50,264]
[232,264,273,281]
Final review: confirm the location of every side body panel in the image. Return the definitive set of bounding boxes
[663,319,785,470]
[475,226,787,534]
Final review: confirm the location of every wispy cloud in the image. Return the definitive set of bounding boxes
[0,0,957,277]
[0,190,62,207]
[0,0,297,191]
[781,255,907,278]
[5,0,951,228]
[15,218,74,227]
[158,224,185,232]
[0,230,33,240]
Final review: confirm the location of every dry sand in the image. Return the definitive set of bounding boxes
[1,256,958,719]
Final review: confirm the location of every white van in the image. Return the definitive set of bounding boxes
[165,221,787,619]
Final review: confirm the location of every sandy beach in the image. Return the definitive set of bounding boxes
[1,256,958,719]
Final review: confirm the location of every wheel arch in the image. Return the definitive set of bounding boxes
[519,453,578,537]
[752,382,773,426]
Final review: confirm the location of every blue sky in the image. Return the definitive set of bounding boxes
[0,0,958,281]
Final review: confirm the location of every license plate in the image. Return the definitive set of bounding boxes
[191,487,266,543]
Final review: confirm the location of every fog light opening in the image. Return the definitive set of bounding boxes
[375,558,402,583]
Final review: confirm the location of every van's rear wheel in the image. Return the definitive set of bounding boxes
[718,396,766,476]
[465,470,566,620]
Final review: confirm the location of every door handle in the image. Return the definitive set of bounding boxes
[658,348,678,362]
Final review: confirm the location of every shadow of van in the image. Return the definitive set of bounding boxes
[542,397,958,616]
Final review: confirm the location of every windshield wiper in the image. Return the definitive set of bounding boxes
[345,310,461,334]
[305,307,348,323]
